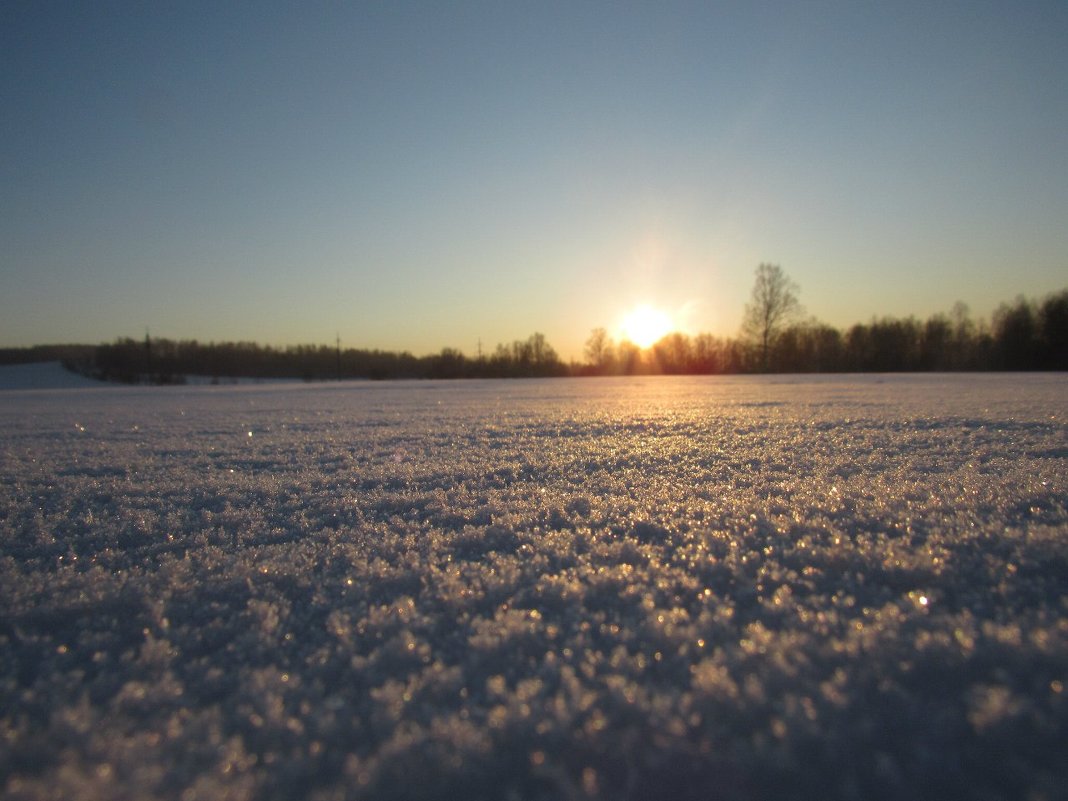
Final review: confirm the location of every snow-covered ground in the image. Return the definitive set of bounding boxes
[0,361,304,390]
[0,361,104,390]
[1,374,1065,800]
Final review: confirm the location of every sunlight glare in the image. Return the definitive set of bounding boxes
[620,305,673,349]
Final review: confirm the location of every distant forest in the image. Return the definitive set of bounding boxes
[579,287,1068,377]
[2,285,1065,383]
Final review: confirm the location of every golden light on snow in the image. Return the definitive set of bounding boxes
[620,304,673,349]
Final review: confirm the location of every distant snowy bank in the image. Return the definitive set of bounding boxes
[0,361,104,390]
[0,361,308,391]
[1,375,1065,800]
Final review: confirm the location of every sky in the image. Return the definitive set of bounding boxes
[2,1,1066,360]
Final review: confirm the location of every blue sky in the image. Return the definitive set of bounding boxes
[3,1,1066,359]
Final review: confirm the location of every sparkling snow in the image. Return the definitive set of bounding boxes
[1,375,1066,800]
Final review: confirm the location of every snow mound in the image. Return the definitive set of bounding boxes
[0,361,103,390]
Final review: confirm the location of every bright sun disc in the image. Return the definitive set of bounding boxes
[621,305,673,349]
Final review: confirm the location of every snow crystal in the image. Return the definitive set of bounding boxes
[0,374,1066,800]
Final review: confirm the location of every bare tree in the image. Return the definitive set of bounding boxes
[652,332,693,374]
[742,263,802,371]
[584,327,615,373]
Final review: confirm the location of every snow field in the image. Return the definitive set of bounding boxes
[1,375,1066,800]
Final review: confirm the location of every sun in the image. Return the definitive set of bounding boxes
[620,304,673,349]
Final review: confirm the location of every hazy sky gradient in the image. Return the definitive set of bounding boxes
[3,1,1066,358]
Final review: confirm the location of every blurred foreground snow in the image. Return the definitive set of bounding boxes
[1,375,1066,800]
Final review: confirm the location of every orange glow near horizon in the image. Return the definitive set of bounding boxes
[620,304,673,349]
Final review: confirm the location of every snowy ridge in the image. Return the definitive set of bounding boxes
[0,361,104,390]
[1,375,1066,800]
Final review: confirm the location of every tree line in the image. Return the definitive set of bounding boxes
[0,344,95,366]
[581,269,1067,375]
[3,270,1064,382]
[69,332,567,384]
